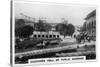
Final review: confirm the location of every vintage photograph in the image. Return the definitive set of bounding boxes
[11,0,97,65]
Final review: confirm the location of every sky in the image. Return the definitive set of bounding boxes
[14,1,96,26]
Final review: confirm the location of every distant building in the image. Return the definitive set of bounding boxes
[48,23,59,31]
[15,13,36,27]
[61,18,68,25]
[48,20,68,31]
[84,10,96,39]
[24,19,35,27]
[15,18,35,27]
[30,31,60,39]
[72,26,81,37]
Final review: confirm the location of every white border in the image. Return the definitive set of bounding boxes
[11,0,98,67]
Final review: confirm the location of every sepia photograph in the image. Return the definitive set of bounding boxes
[11,0,97,66]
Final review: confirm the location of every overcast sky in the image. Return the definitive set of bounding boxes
[14,2,96,26]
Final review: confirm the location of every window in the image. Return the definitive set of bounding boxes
[49,35,52,38]
[53,35,56,38]
[42,35,44,38]
[46,35,48,38]
[38,35,41,38]
[57,35,59,38]
[34,35,36,38]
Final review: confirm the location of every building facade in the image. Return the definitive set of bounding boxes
[84,10,96,40]
[72,26,81,38]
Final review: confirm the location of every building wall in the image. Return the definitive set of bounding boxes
[85,15,96,40]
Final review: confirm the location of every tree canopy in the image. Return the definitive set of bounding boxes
[15,19,25,28]
[34,20,51,31]
[67,24,75,36]
[15,25,34,38]
[56,23,75,37]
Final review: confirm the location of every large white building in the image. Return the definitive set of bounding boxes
[84,10,96,40]
[72,26,80,37]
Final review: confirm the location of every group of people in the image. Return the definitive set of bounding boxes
[74,32,92,43]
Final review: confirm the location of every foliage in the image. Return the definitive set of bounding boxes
[55,23,67,37]
[56,23,75,37]
[67,24,75,36]
[15,25,34,38]
[15,19,25,28]
[34,20,51,31]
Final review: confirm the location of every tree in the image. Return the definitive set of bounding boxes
[56,23,75,37]
[15,19,25,29]
[34,20,51,31]
[56,23,68,37]
[67,24,75,36]
[15,25,34,38]
[44,23,52,31]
